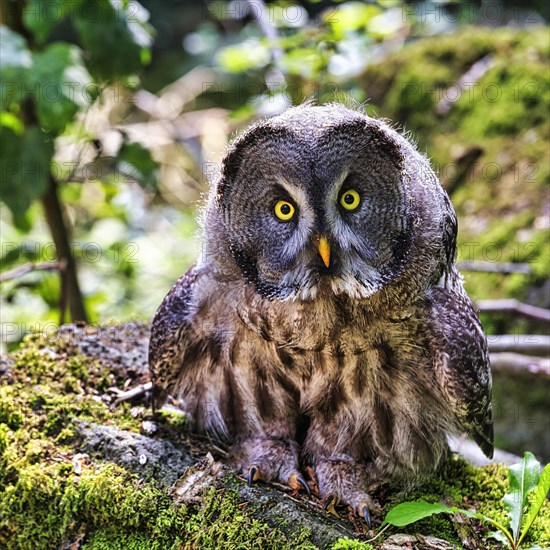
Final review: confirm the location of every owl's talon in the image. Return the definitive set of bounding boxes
[323,494,337,511]
[359,503,372,529]
[247,466,261,486]
[289,473,311,497]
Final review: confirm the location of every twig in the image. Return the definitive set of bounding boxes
[365,523,391,544]
[458,261,533,274]
[437,54,494,116]
[0,261,62,282]
[489,352,550,377]
[245,0,287,93]
[487,335,549,356]
[477,299,550,323]
[245,0,284,63]
[133,67,218,119]
[108,381,153,408]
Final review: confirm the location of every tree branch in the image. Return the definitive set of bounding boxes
[477,299,550,323]
[490,352,550,377]
[487,335,549,356]
[0,260,64,282]
[458,261,533,274]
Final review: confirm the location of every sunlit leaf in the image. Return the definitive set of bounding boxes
[324,2,381,39]
[0,112,24,135]
[518,462,550,548]
[504,452,541,545]
[217,40,270,73]
[383,500,453,527]
[279,48,320,78]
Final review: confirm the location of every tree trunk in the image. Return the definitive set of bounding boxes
[40,176,88,323]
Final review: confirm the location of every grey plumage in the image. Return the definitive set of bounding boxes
[149,103,493,516]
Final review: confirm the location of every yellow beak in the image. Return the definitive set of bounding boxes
[318,236,331,268]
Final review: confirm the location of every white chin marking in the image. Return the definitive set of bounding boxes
[290,285,318,301]
[331,276,374,299]
[282,277,376,302]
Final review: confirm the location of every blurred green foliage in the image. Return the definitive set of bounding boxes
[1,1,155,227]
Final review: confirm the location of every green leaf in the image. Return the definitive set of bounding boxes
[217,40,270,73]
[518,463,550,548]
[489,529,511,546]
[74,0,153,81]
[0,125,53,229]
[0,26,33,108]
[0,112,24,135]
[23,0,82,44]
[383,501,453,527]
[324,2,381,39]
[117,141,158,189]
[0,243,42,269]
[31,43,93,133]
[504,452,541,545]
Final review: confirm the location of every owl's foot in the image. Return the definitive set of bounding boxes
[232,438,310,495]
[315,457,376,528]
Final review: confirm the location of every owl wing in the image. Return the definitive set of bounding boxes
[148,266,198,410]
[427,283,494,458]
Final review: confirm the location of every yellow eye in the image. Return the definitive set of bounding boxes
[340,189,361,211]
[274,200,295,221]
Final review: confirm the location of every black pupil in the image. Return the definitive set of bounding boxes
[280,204,291,215]
[344,193,355,204]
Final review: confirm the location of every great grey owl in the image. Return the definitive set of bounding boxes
[149,103,493,524]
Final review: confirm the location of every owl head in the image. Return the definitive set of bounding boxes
[204,104,454,302]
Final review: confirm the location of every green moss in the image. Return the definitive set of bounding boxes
[524,489,550,547]
[331,538,375,549]
[0,387,25,429]
[0,459,187,549]
[0,336,180,549]
[379,457,509,548]
[158,405,189,429]
[378,457,550,548]
[5,336,142,440]
[0,335,325,549]
[181,486,317,549]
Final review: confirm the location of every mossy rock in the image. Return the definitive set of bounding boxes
[360,26,550,309]
[1,326,549,549]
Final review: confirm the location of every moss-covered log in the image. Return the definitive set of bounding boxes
[1,324,548,549]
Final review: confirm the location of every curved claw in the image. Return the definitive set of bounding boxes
[297,476,311,497]
[360,504,372,529]
[323,494,337,511]
[288,473,311,497]
[247,466,260,487]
